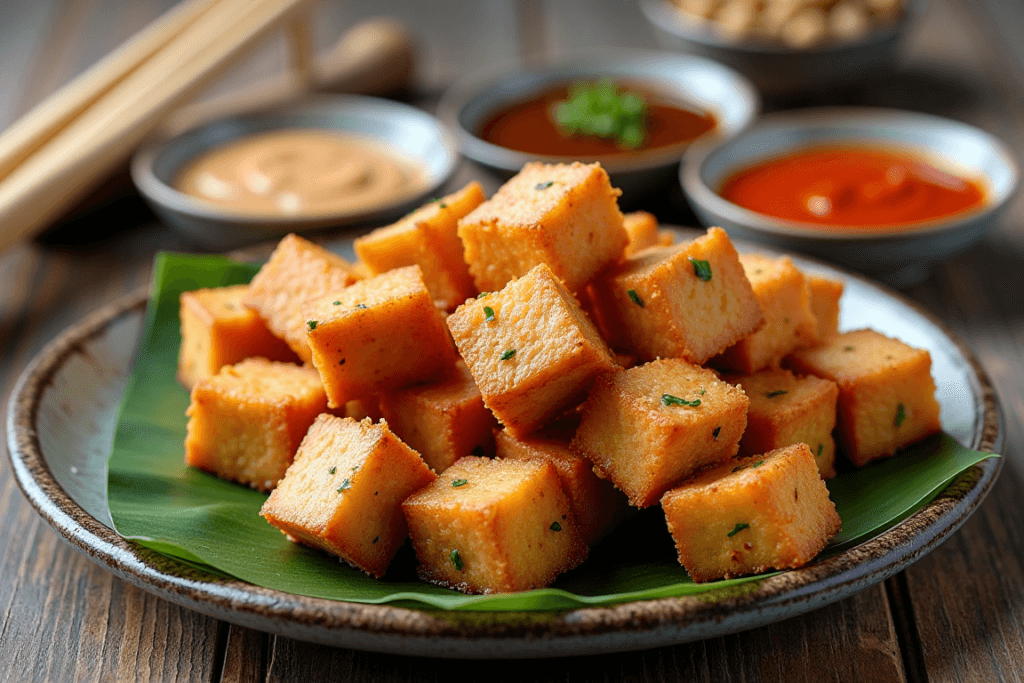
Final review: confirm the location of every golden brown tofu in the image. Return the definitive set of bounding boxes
[714,254,817,373]
[622,211,660,257]
[305,265,456,408]
[177,284,298,389]
[260,415,436,578]
[657,230,675,247]
[494,424,627,544]
[662,443,841,582]
[354,183,484,310]
[402,456,588,594]
[457,162,628,293]
[447,263,619,437]
[807,274,844,340]
[184,359,327,491]
[731,368,839,479]
[786,329,942,467]
[378,361,498,474]
[572,359,749,508]
[590,227,764,364]
[244,234,359,363]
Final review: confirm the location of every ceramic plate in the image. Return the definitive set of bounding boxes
[6,231,1003,658]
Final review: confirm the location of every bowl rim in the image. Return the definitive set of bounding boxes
[638,0,926,56]
[130,94,460,227]
[437,49,760,175]
[680,106,1021,241]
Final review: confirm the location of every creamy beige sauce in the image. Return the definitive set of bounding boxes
[175,129,423,216]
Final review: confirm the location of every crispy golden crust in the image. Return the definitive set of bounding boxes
[807,274,845,340]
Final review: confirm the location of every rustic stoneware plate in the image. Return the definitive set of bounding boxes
[6,230,1002,658]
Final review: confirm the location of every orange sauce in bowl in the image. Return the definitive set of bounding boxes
[719,146,986,229]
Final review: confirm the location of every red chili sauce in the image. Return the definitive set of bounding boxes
[719,146,986,229]
[479,85,717,157]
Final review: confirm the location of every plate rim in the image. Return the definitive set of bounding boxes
[5,240,1004,658]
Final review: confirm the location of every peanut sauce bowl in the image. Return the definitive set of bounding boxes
[132,95,459,250]
[438,51,759,202]
[681,107,1019,288]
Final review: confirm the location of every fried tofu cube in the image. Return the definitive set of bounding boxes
[447,263,618,437]
[354,183,484,310]
[662,443,841,582]
[572,359,749,508]
[177,284,298,389]
[306,265,456,408]
[590,227,764,364]
[378,361,498,474]
[495,423,627,544]
[622,211,660,256]
[402,456,587,594]
[244,234,359,363]
[457,162,628,293]
[732,368,839,479]
[260,415,436,578]
[714,254,817,373]
[807,274,844,340]
[657,230,675,247]
[786,329,942,466]
[184,359,327,491]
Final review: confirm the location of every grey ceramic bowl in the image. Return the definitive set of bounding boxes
[132,95,459,250]
[682,107,1019,287]
[639,0,925,97]
[437,51,759,201]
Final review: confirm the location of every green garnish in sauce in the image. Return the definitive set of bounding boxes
[689,257,712,281]
[662,394,700,407]
[727,522,750,538]
[553,79,648,149]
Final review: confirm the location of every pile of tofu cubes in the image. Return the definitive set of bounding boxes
[178,162,942,593]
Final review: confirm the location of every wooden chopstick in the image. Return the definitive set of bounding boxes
[0,0,222,184]
[0,0,313,256]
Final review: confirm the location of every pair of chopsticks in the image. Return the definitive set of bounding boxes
[0,0,315,255]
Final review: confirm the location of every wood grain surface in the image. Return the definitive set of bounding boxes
[1,0,1022,680]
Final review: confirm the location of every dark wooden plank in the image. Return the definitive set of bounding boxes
[220,626,271,683]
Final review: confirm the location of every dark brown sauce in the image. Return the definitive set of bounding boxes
[479,84,717,157]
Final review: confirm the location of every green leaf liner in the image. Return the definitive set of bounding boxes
[107,253,999,611]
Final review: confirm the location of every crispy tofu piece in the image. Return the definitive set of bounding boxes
[306,266,456,408]
[447,263,619,437]
[354,183,484,310]
[457,162,628,293]
[590,227,764,364]
[786,329,942,467]
[657,230,675,247]
[260,415,436,578]
[244,234,359,363]
[177,284,298,389]
[184,359,327,491]
[572,359,749,508]
[662,443,841,582]
[378,361,498,474]
[402,456,587,594]
[714,254,817,373]
[622,211,660,257]
[731,368,839,479]
[339,398,381,422]
[495,423,627,544]
[807,274,844,340]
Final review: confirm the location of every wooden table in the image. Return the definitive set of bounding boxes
[2,0,1023,680]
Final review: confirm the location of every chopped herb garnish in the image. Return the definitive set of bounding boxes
[844,345,855,352]
[329,467,336,475]
[817,443,824,457]
[477,291,490,299]
[753,460,765,468]
[450,549,464,571]
[550,522,562,532]
[483,306,495,322]
[333,300,341,306]
[355,303,367,309]
[689,257,712,281]
[500,349,516,360]
[336,478,351,493]
[439,203,447,208]
[535,181,554,190]
[727,522,750,538]
[713,426,721,439]
[627,289,644,307]
[700,388,706,395]
[765,390,788,398]
[452,478,468,488]
[553,79,648,149]
[307,320,317,330]
[662,394,700,407]
[895,403,907,428]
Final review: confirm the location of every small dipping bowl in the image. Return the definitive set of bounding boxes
[438,51,759,201]
[639,0,925,98]
[682,107,1019,287]
[132,95,459,250]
